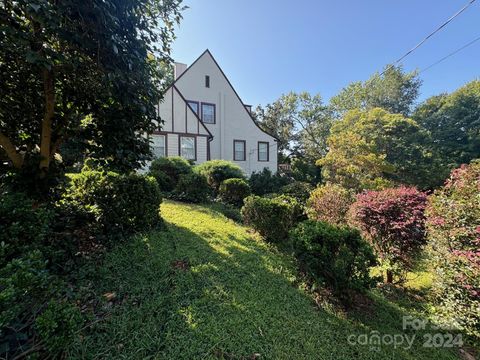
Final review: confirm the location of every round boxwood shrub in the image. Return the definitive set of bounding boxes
[194,160,244,193]
[290,220,377,299]
[426,161,480,338]
[63,168,162,237]
[241,195,302,242]
[306,184,354,226]
[219,178,251,205]
[279,181,313,203]
[148,156,192,192]
[173,172,211,203]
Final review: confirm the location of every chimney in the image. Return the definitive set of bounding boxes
[174,62,187,80]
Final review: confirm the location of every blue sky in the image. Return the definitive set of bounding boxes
[171,0,479,107]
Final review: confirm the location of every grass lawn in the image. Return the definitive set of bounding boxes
[70,201,460,359]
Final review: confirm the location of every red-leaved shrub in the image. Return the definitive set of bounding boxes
[349,186,428,283]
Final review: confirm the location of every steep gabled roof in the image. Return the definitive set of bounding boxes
[169,49,279,141]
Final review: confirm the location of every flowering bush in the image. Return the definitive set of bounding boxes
[426,160,480,338]
[306,184,354,226]
[349,186,428,283]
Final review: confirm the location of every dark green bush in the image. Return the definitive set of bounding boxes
[219,178,251,205]
[290,220,377,298]
[63,169,162,237]
[241,195,302,242]
[194,160,244,193]
[173,172,211,203]
[279,181,313,203]
[249,168,291,195]
[148,156,192,192]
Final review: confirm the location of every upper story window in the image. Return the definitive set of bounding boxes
[180,136,196,160]
[187,100,199,115]
[205,75,210,88]
[258,141,269,162]
[234,140,246,161]
[152,135,166,158]
[201,103,215,124]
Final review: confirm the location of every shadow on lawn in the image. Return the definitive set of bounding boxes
[71,203,461,360]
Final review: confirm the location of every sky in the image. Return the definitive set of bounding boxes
[171,0,480,107]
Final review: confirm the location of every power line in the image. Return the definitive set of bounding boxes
[381,0,477,75]
[420,35,480,74]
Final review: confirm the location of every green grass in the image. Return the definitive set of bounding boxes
[70,201,460,359]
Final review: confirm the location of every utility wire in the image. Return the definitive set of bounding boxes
[419,35,480,74]
[381,0,477,75]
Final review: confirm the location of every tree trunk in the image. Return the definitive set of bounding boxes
[386,269,393,284]
[39,67,55,177]
[0,132,24,169]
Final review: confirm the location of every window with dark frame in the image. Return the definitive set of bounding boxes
[180,136,196,160]
[201,103,215,124]
[152,135,166,158]
[234,140,246,161]
[187,100,199,115]
[205,75,210,88]
[258,141,269,162]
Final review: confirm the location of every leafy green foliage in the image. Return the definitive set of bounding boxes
[426,161,480,338]
[194,160,244,193]
[349,186,428,283]
[289,157,322,184]
[218,178,251,206]
[279,181,313,203]
[319,108,435,191]
[241,195,302,242]
[148,156,192,192]
[173,172,210,203]
[290,220,377,299]
[63,168,162,237]
[306,184,354,226]
[248,168,291,196]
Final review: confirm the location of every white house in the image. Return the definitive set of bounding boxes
[150,50,278,175]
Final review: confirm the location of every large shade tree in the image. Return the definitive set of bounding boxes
[0,0,184,180]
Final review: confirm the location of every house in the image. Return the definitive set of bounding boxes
[150,50,278,175]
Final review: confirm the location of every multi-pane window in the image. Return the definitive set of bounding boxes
[187,100,199,115]
[258,142,269,162]
[234,140,246,161]
[180,136,195,160]
[201,103,215,124]
[152,135,165,158]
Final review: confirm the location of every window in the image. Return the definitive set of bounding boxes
[180,136,195,160]
[187,100,199,115]
[258,141,269,162]
[234,140,246,161]
[201,103,215,124]
[205,75,210,88]
[152,135,165,158]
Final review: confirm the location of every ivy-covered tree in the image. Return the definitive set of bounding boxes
[0,0,184,180]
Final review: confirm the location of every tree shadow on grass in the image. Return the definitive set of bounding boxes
[71,202,460,360]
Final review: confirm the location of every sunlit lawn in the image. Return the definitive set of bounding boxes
[70,201,460,359]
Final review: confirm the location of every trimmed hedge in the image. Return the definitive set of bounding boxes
[241,195,302,242]
[194,160,244,193]
[219,178,251,205]
[249,168,291,196]
[148,156,192,192]
[174,172,211,203]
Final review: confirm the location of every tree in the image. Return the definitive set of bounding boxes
[330,65,422,117]
[0,0,184,181]
[414,80,480,177]
[318,108,436,191]
[254,92,333,160]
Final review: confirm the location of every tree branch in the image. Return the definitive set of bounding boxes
[0,131,24,168]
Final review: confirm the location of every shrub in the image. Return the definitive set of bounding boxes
[194,160,244,193]
[219,178,251,205]
[426,161,480,338]
[290,157,321,184]
[173,172,210,203]
[290,220,377,298]
[63,168,162,237]
[0,191,53,266]
[249,168,291,195]
[349,186,428,283]
[279,181,313,203]
[148,156,192,192]
[241,195,302,242]
[306,184,354,226]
